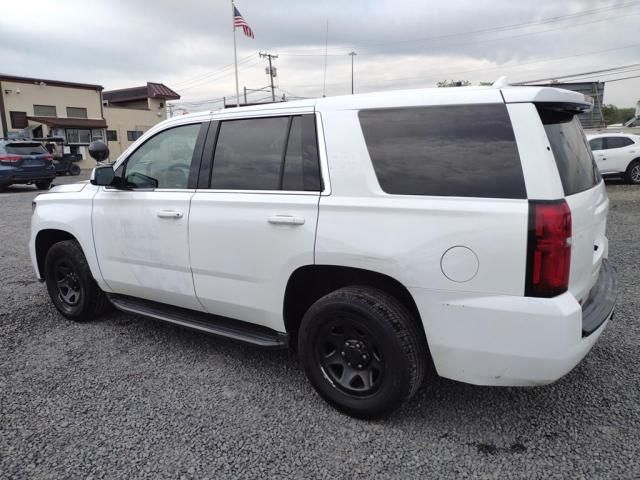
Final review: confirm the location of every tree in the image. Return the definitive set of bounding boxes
[601,104,636,125]
[437,80,471,88]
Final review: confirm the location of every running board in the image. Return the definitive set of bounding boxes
[108,295,289,349]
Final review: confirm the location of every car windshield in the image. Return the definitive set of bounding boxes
[5,143,47,155]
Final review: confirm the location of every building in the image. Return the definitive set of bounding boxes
[0,73,106,169]
[527,81,606,129]
[103,83,180,159]
[0,74,180,169]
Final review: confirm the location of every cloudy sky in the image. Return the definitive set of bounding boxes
[1,0,638,112]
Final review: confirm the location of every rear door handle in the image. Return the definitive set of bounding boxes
[267,215,305,225]
[157,210,183,219]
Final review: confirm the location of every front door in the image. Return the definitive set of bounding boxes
[92,122,206,311]
[189,114,323,331]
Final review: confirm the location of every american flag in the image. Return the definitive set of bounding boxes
[233,6,254,39]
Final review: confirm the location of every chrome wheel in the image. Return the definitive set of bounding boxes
[53,259,82,308]
[631,164,640,184]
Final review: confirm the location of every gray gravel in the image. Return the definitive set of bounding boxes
[1,176,639,479]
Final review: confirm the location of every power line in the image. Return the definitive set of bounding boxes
[517,64,640,84]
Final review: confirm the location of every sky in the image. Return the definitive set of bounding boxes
[1,0,638,113]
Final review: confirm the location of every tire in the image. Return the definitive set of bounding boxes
[44,240,110,322]
[298,286,428,419]
[35,180,52,190]
[69,164,81,176]
[624,160,640,185]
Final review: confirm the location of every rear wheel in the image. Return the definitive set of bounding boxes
[69,164,81,176]
[35,180,51,190]
[625,160,640,185]
[298,286,428,419]
[44,240,110,322]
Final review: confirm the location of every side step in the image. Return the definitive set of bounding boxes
[108,294,289,349]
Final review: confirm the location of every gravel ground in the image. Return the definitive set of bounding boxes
[1,176,639,479]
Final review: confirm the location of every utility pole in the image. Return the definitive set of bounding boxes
[260,52,278,102]
[348,51,357,94]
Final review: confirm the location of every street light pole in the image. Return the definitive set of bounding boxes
[348,51,357,94]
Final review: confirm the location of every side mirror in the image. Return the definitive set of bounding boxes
[90,165,115,186]
[88,140,109,162]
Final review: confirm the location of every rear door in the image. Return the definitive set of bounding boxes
[538,106,608,302]
[188,113,322,332]
[603,136,636,173]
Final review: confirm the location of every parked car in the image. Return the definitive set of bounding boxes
[0,139,56,191]
[587,132,640,184]
[30,85,616,418]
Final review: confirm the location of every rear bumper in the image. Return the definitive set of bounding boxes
[411,260,616,386]
[10,169,56,184]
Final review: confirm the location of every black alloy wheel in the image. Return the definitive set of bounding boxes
[315,316,384,397]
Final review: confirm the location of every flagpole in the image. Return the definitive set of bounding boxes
[232,0,240,107]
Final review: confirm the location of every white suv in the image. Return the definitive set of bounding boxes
[586,132,640,184]
[30,85,617,418]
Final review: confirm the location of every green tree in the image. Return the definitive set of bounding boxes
[601,104,636,125]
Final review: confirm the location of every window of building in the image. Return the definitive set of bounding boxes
[123,123,201,189]
[9,111,27,129]
[91,129,104,141]
[127,130,144,141]
[106,130,118,141]
[66,128,92,144]
[33,105,57,117]
[66,107,88,119]
[359,104,526,198]
[210,115,321,191]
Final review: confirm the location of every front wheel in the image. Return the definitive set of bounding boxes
[298,286,428,419]
[44,240,110,322]
[35,180,52,190]
[69,164,81,176]
[625,160,640,185]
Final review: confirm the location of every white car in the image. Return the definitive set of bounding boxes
[30,85,617,418]
[587,132,640,184]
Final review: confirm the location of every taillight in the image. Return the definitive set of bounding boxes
[42,154,53,161]
[525,200,572,298]
[0,154,21,163]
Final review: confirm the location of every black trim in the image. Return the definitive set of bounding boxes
[198,120,219,189]
[278,116,294,189]
[0,81,8,136]
[188,122,211,189]
[108,294,289,349]
[581,259,616,336]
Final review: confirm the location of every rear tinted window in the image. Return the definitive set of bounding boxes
[5,143,47,155]
[605,137,634,149]
[538,106,598,196]
[211,115,321,191]
[358,104,526,198]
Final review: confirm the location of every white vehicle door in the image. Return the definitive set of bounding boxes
[188,114,323,331]
[589,137,610,174]
[92,122,207,311]
[604,136,636,173]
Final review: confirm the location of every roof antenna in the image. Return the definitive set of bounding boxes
[492,76,508,88]
[322,20,329,97]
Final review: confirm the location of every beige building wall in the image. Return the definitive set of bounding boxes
[103,105,166,161]
[1,81,102,126]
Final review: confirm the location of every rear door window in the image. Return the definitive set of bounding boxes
[589,138,604,151]
[358,104,526,198]
[211,115,321,191]
[604,137,634,149]
[537,106,598,196]
[5,143,47,155]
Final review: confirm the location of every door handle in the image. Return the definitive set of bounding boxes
[157,210,183,219]
[267,215,305,225]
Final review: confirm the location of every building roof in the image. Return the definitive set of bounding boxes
[0,73,103,91]
[27,116,108,128]
[103,82,180,104]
